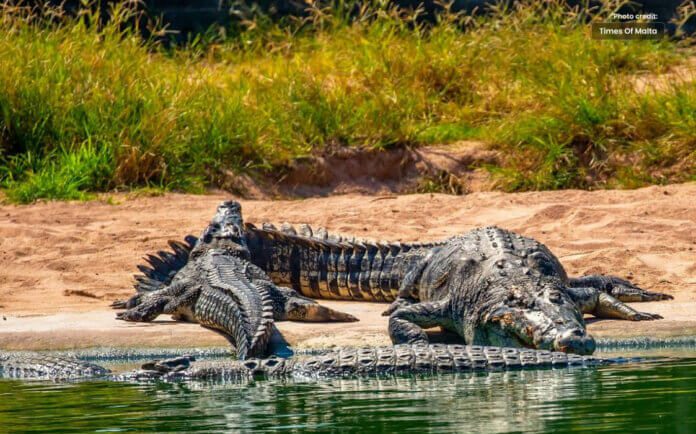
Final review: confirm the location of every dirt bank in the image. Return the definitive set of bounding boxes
[1,183,694,350]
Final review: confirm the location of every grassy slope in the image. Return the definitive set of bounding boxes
[0,1,694,203]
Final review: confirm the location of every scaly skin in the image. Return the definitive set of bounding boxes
[247,221,672,355]
[244,222,444,302]
[115,202,672,355]
[0,344,617,382]
[112,202,356,360]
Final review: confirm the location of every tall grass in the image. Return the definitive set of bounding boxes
[0,0,694,202]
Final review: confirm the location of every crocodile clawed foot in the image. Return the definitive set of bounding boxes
[382,298,416,317]
[639,291,674,301]
[111,294,142,310]
[115,310,143,322]
[570,275,674,303]
[110,299,127,309]
[612,280,674,302]
[116,307,154,322]
[631,311,663,321]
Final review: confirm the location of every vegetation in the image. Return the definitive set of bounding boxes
[0,0,694,203]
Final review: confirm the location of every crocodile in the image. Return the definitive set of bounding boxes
[115,202,672,355]
[243,223,671,354]
[0,344,622,382]
[112,201,356,359]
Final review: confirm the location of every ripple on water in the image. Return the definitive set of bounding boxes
[1,356,695,433]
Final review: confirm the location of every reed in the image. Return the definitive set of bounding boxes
[0,0,693,202]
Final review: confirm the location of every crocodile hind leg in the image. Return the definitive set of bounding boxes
[388,300,451,344]
[111,293,145,310]
[116,282,196,322]
[566,286,663,321]
[115,295,170,322]
[569,275,673,302]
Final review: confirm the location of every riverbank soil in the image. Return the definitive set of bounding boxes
[1,183,694,350]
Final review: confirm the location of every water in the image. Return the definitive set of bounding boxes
[1,350,695,433]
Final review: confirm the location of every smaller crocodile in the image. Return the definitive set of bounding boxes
[112,201,356,359]
[0,344,622,382]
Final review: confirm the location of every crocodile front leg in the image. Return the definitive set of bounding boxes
[388,300,451,344]
[381,297,417,317]
[566,286,663,321]
[569,275,673,302]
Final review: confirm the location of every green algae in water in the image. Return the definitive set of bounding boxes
[0,357,695,433]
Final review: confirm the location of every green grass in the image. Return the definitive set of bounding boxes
[0,0,694,203]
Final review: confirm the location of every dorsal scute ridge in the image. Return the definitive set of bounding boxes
[132,235,197,293]
[364,241,379,252]
[280,222,297,235]
[298,224,313,237]
[247,222,440,257]
[327,234,342,242]
[377,240,391,251]
[203,249,275,358]
[315,227,329,240]
[248,280,275,355]
[204,255,253,343]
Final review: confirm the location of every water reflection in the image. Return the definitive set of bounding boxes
[1,357,695,433]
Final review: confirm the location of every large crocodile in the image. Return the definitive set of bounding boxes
[0,344,621,382]
[243,222,671,354]
[112,201,356,359]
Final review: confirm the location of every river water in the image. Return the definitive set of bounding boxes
[1,349,695,433]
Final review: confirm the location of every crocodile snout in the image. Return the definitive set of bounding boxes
[554,329,596,355]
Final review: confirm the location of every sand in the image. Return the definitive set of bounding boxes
[1,183,695,350]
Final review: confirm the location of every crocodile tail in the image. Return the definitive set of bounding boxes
[133,235,198,293]
[0,353,110,380]
[247,221,446,254]
[202,253,276,359]
[247,281,276,358]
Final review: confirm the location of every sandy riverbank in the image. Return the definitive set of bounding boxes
[1,183,694,350]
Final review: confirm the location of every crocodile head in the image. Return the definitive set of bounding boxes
[480,278,596,355]
[196,200,250,260]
